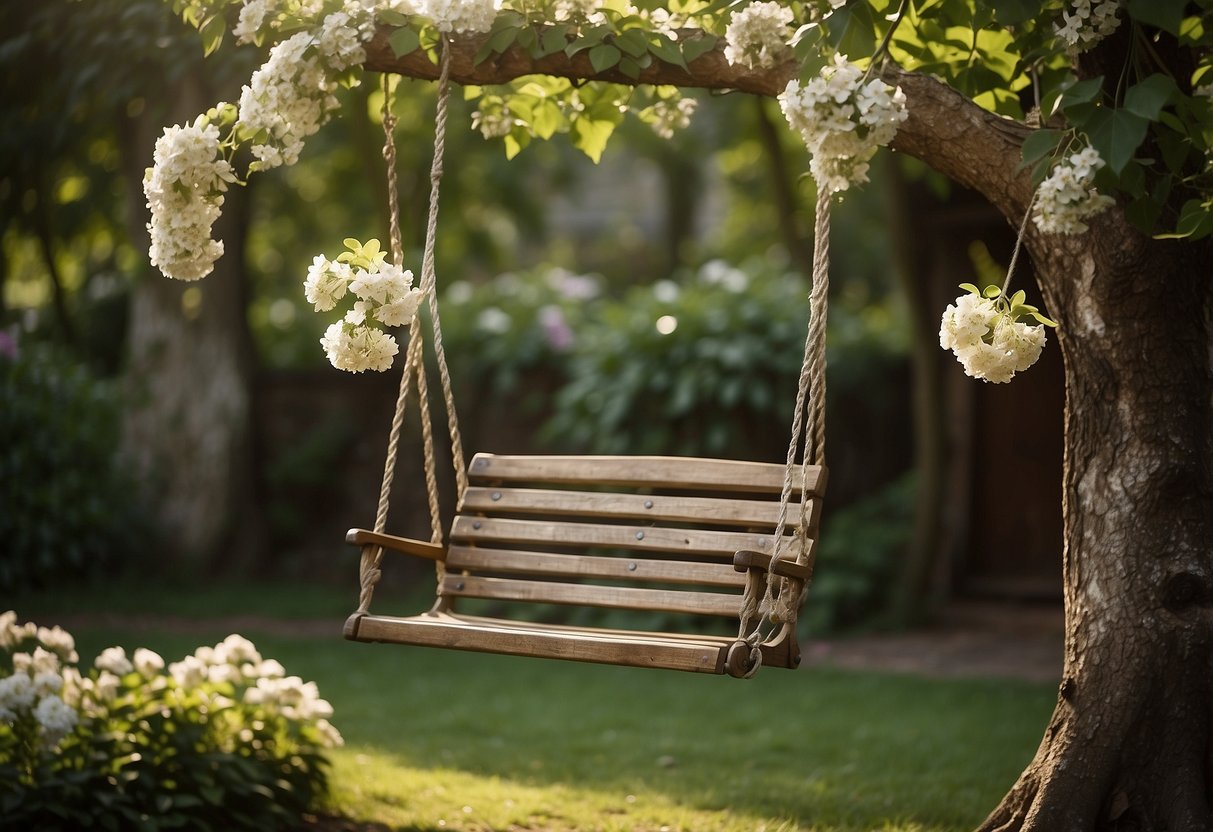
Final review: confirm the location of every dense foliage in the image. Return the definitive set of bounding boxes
[0,343,144,593]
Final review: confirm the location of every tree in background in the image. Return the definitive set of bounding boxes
[154,1,1212,829]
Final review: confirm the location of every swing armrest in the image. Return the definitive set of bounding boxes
[346,529,447,562]
[733,550,812,581]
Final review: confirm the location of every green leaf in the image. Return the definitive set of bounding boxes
[388,26,420,58]
[1086,108,1149,174]
[537,24,569,57]
[1011,289,1026,307]
[1056,75,1104,119]
[566,24,610,56]
[1156,199,1213,240]
[588,43,622,73]
[516,26,538,53]
[1125,0,1187,34]
[982,285,1002,299]
[648,34,687,70]
[488,25,520,54]
[958,282,981,295]
[1123,73,1177,121]
[1029,312,1059,327]
[1018,129,1063,171]
[199,14,225,57]
[679,34,717,65]
[616,29,649,58]
[571,117,617,163]
[618,56,642,79]
[378,9,409,26]
[993,0,1038,25]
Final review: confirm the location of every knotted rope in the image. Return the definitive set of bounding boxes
[736,186,831,664]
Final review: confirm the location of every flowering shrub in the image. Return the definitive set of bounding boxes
[779,54,908,192]
[544,260,812,458]
[939,284,1057,383]
[440,266,599,400]
[0,613,341,831]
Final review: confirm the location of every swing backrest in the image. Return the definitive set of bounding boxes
[436,453,827,625]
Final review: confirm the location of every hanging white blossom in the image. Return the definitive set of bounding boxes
[1055,0,1121,51]
[724,1,794,70]
[307,239,423,373]
[1033,146,1115,235]
[646,95,698,139]
[779,54,908,192]
[143,117,237,281]
[237,32,342,170]
[939,286,1054,383]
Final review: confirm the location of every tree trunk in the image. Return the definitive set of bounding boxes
[118,75,261,570]
[978,223,1213,831]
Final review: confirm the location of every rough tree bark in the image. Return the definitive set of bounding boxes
[365,28,1213,831]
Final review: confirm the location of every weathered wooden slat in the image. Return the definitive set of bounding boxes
[461,486,812,529]
[450,516,788,558]
[468,453,827,497]
[446,545,747,587]
[441,575,741,616]
[347,612,731,673]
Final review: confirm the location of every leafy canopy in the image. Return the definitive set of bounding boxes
[172,0,1213,238]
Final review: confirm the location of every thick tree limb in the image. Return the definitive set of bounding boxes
[365,27,1034,220]
[364,27,794,96]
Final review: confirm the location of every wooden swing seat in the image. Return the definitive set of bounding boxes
[345,453,826,677]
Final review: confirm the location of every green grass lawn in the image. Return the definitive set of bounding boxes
[14,582,1054,832]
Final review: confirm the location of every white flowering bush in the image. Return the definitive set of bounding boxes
[724,1,794,70]
[1033,145,1116,235]
[779,54,909,192]
[0,612,342,831]
[306,237,424,372]
[939,284,1058,383]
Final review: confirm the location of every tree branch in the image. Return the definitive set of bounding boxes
[364,27,1034,219]
[364,27,795,96]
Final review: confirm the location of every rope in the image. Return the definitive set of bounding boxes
[416,42,469,506]
[737,186,831,643]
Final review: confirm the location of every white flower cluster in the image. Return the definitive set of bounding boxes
[234,0,379,47]
[647,95,698,139]
[472,103,516,139]
[1055,0,1121,51]
[779,54,908,192]
[1033,145,1115,235]
[143,117,237,281]
[238,32,342,170]
[306,252,423,373]
[418,0,500,34]
[939,294,1047,383]
[553,0,599,21]
[724,1,794,70]
[1,612,80,751]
